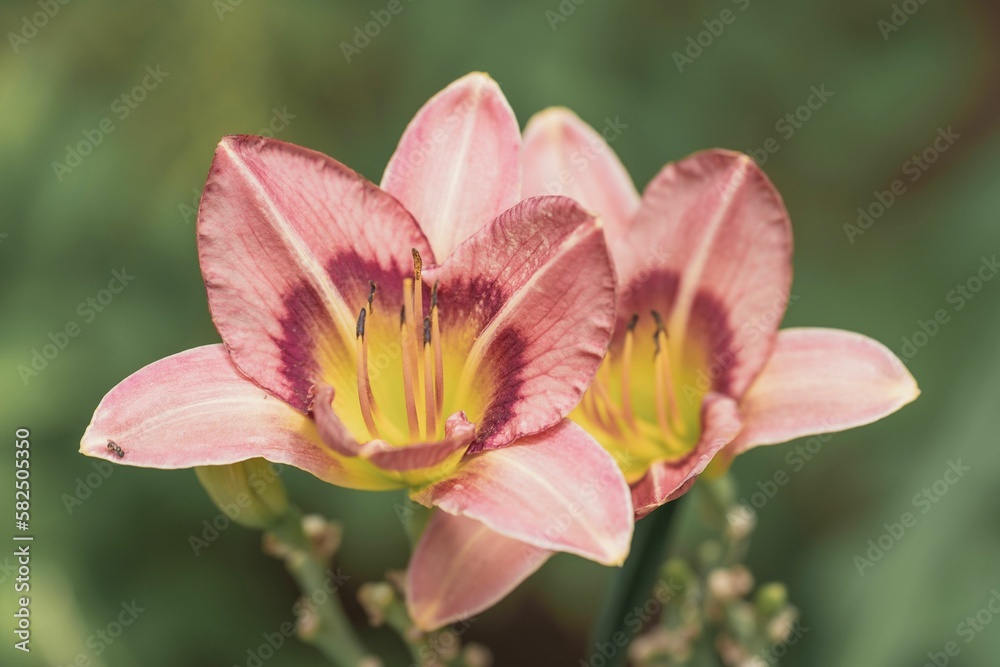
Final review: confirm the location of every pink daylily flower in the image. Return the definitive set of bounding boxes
[80,75,634,630]
[521,108,920,518]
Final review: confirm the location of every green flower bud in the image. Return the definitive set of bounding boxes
[661,557,695,595]
[755,582,788,618]
[195,458,288,530]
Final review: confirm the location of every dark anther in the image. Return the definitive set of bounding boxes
[367,280,377,313]
[356,308,367,338]
[423,316,432,345]
[627,313,639,331]
[431,280,439,308]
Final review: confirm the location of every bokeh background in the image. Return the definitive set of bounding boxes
[2,0,998,665]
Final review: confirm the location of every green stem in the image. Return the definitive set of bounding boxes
[268,510,376,667]
[589,498,685,667]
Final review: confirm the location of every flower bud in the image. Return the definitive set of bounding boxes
[358,581,396,627]
[462,643,493,667]
[754,582,788,618]
[661,557,695,596]
[195,458,288,530]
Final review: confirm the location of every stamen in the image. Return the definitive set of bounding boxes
[355,308,380,439]
[584,385,619,435]
[400,295,420,440]
[422,316,437,438]
[367,280,377,315]
[431,281,444,420]
[411,251,425,417]
[651,311,682,441]
[590,360,625,437]
[411,248,423,280]
[620,313,639,430]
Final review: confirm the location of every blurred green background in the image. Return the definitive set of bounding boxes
[1,0,998,665]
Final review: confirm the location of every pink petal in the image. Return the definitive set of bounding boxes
[360,413,476,471]
[425,197,616,451]
[728,328,920,455]
[381,72,522,260]
[522,107,640,235]
[311,385,475,472]
[631,393,742,519]
[407,512,551,631]
[418,421,634,564]
[80,346,397,490]
[198,135,432,412]
[623,150,792,398]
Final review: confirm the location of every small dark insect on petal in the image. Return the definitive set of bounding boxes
[106,440,125,458]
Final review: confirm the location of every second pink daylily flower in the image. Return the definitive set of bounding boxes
[80,75,634,629]
[521,109,920,517]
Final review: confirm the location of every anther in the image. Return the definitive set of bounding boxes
[367,280,377,314]
[411,248,422,281]
[356,307,367,338]
[355,306,379,439]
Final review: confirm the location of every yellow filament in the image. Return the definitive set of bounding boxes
[620,328,637,430]
[431,305,444,421]
[355,326,380,439]
[423,335,437,438]
[401,280,420,440]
